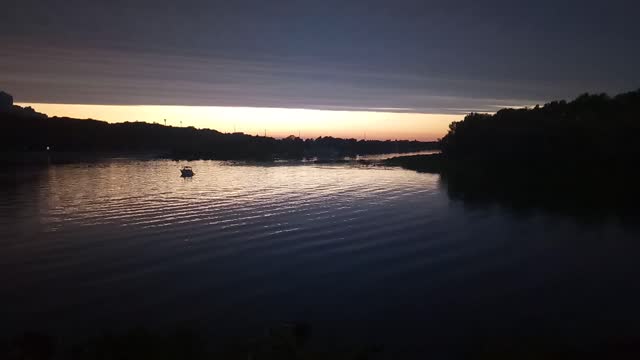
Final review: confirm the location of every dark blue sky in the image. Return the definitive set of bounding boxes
[2,0,639,113]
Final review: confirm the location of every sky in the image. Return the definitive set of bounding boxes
[2,0,640,140]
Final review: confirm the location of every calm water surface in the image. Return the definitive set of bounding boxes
[2,159,640,352]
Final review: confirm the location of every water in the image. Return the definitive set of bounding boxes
[2,159,640,354]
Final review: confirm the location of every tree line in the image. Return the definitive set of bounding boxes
[439,89,640,166]
[0,91,437,161]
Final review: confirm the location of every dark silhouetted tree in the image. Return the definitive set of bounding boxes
[0,91,13,109]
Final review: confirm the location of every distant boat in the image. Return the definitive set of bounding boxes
[180,166,195,177]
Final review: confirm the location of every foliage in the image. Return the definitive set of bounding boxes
[440,89,640,164]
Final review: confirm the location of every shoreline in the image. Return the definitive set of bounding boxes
[0,150,432,166]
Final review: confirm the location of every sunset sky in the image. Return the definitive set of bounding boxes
[15,102,461,141]
[2,0,639,139]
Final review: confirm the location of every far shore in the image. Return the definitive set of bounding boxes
[0,149,432,166]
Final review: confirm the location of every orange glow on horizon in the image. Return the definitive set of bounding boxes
[17,103,460,141]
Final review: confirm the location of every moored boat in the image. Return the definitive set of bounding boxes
[180,166,195,177]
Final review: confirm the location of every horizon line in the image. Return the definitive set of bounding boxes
[16,102,463,141]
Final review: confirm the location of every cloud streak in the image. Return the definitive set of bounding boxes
[3,44,541,114]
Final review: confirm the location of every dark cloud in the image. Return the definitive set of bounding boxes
[1,0,639,112]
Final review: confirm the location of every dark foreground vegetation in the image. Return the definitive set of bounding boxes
[0,324,385,360]
[4,326,640,360]
[386,89,640,215]
[0,91,436,162]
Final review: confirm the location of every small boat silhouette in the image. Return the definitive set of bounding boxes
[180,166,195,177]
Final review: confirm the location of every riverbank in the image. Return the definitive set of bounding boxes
[383,153,446,173]
[0,150,386,167]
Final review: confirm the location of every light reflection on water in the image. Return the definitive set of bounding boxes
[1,159,639,350]
[353,150,439,160]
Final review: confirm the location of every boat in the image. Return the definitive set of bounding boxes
[180,166,195,177]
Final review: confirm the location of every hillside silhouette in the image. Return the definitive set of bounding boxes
[387,89,640,214]
[0,91,437,162]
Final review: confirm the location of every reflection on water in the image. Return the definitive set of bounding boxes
[1,159,640,354]
[354,150,440,161]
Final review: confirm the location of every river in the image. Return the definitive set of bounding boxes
[1,157,639,355]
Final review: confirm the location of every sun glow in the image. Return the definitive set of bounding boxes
[17,103,459,141]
